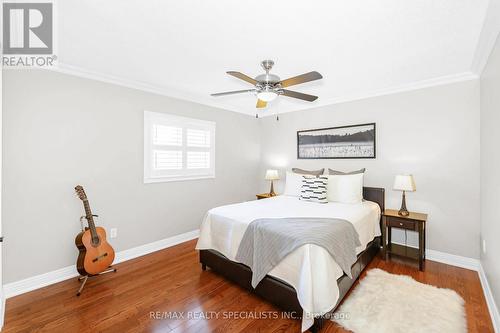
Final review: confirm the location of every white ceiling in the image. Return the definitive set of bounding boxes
[56,0,490,116]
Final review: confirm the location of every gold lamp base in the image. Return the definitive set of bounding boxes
[398,191,410,216]
[269,180,276,196]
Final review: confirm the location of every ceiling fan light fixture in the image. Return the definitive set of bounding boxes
[211,61,322,108]
[256,91,278,102]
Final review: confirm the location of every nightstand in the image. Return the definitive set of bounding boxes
[256,193,275,200]
[382,209,428,271]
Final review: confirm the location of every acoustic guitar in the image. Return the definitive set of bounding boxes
[74,185,115,276]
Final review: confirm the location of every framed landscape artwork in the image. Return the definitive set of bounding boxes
[297,123,376,159]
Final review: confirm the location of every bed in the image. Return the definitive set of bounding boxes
[196,187,385,332]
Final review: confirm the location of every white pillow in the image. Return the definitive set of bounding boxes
[284,171,314,197]
[327,173,364,204]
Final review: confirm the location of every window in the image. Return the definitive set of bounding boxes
[144,111,215,183]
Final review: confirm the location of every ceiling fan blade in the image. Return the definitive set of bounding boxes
[211,89,255,97]
[279,71,323,88]
[281,89,318,102]
[256,99,267,108]
[226,71,258,85]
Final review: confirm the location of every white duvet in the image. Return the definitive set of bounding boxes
[196,195,381,332]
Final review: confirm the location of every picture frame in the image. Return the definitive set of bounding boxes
[297,123,376,159]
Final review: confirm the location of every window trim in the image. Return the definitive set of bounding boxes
[144,111,216,183]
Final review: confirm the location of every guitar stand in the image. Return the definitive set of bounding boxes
[76,215,117,296]
[76,266,117,296]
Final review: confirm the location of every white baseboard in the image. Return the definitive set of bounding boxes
[3,265,79,299]
[113,229,199,264]
[0,287,5,329]
[3,229,199,299]
[425,249,480,271]
[390,241,480,270]
[479,263,500,333]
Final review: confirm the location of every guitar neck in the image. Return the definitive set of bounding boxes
[82,199,98,238]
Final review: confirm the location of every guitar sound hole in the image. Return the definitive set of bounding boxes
[91,237,101,247]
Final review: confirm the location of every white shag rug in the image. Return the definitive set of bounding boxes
[333,268,467,333]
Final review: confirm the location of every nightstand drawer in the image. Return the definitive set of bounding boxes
[387,217,416,231]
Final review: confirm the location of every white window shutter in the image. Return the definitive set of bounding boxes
[144,111,215,183]
[187,129,210,147]
[153,125,182,146]
[187,151,210,169]
[154,150,183,170]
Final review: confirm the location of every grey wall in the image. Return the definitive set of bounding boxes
[2,70,260,283]
[481,34,500,311]
[1,69,483,285]
[258,80,481,258]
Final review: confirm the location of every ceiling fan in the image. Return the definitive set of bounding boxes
[211,60,323,109]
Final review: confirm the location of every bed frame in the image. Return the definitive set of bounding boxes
[199,187,385,332]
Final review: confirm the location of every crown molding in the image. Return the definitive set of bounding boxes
[257,71,478,117]
[47,64,478,118]
[48,63,243,114]
[471,0,500,75]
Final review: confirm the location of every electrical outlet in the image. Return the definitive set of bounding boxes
[482,239,487,254]
[110,228,117,239]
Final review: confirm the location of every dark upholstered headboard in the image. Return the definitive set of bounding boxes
[363,187,385,228]
[363,187,385,212]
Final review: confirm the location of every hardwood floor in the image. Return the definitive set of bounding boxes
[4,239,494,333]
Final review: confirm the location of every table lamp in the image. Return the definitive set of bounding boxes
[265,170,279,196]
[393,175,416,216]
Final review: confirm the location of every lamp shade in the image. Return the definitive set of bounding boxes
[265,169,280,180]
[393,175,416,192]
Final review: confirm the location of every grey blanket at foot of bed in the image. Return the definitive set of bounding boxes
[235,217,361,288]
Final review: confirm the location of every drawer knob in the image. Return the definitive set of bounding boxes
[399,223,403,226]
